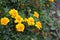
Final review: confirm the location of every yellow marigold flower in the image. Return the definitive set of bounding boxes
[34,11,39,18]
[9,9,18,18]
[27,17,34,25]
[1,17,10,25]
[49,0,54,2]
[16,23,25,32]
[35,21,42,30]
[14,15,23,23]
[23,18,28,22]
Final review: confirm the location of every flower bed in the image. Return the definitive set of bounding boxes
[0,0,59,40]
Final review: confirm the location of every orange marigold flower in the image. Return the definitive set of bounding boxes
[46,4,49,7]
[49,0,54,2]
[27,17,34,25]
[1,17,10,25]
[14,15,23,23]
[35,21,42,30]
[34,11,39,18]
[9,9,18,18]
[16,23,25,32]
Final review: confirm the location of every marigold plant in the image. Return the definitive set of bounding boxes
[0,0,59,40]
